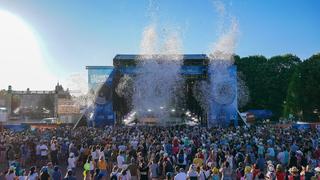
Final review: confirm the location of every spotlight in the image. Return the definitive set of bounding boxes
[171,109,175,112]
[147,109,152,112]
[160,106,164,109]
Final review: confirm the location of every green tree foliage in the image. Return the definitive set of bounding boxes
[237,53,320,121]
[299,54,320,120]
[264,54,301,118]
[235,55,268,110]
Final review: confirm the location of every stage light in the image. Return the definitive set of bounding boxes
[160,106,164,109]
[147,109,152,112]
[171,109,175,112]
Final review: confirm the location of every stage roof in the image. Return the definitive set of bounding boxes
[114,54,209,61]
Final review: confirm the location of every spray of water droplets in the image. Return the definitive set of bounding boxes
[132,23,184,120]
[115,74,133,103]
[192,0,249,125]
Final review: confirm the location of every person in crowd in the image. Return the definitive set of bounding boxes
[93,169,103,180]
[149,159,160,180]
[97,156,107,178]
[288,166,301,180]
[174,168,187,180]
[220,161,232,180]
[52,166,62,180]
[67,153,77,175]
[243,166,253,180]
[275,164,286,180]
[40,166,50,180]
[5,166,16,180]
[27,166,38,180]
[138,159,149,180]
[128,158,139,180]
[211,167,220,180]
[110,166,120,180]
[187,164,198,180]
[119,165,131,180]
[63,169,76,180]
[2,124,320,179]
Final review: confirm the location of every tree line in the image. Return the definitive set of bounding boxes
[234,53,320,121]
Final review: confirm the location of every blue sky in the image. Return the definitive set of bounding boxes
[0,0,319,89]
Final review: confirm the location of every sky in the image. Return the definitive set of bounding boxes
[0,0,319,90]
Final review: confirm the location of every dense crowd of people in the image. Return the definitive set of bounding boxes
[1,124,320,180]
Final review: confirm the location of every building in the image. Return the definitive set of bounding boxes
[0,83,80,123]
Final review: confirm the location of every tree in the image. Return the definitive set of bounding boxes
[299,53,320,121]
[265,54,301,118]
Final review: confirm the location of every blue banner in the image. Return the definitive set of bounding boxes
[87,66,113,92]
[181,65,206,75]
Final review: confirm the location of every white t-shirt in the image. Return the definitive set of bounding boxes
[40,144,48,156]
[174,172,187,180]
[50,143,57,151]
[117,155,125,168]
[68,157,77,168]
[91,151,98,160]
[98,150,105,159]
[36,144,41,155]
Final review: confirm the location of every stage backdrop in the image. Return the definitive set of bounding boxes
[208,65,238,127]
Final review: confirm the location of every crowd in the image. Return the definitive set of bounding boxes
[1,124,320,180]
